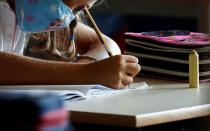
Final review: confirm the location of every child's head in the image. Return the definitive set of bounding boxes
[7,0,104,61]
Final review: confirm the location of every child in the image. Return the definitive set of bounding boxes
[0,0,141,89]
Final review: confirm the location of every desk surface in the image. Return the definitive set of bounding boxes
[65,77,210,127]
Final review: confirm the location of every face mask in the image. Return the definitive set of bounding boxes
[15,0,75,33]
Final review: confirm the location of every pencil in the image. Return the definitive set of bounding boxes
[83,7,131,89]
[189,50,199,88]
[83,7,113,57]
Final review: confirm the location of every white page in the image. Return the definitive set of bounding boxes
[0,82,149,102]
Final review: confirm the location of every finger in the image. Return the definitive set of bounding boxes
[117,83,127,89]
[123,55,139,63]
[125,63,141,77]
[122,75,133,87]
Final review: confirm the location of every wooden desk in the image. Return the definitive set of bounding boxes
[65,77,210,129]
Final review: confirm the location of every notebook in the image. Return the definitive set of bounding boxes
[0,82,148,102]
[125,30,210,82]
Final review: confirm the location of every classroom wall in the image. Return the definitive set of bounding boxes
[91,0,209,33]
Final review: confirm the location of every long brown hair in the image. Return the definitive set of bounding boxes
[29,19,77,61]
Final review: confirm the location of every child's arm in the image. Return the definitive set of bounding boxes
[0,52,88,85]
[75,22,121,61]
[0,52,140,89]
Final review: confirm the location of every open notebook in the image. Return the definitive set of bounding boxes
[0,82,148,102]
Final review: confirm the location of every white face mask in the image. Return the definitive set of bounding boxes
[15,0,75,33]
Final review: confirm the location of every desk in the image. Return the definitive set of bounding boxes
[65,77,210,129]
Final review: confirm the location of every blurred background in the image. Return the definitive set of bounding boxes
[90,0,210,52]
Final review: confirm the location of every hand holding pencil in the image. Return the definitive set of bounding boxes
[82,7,140,89]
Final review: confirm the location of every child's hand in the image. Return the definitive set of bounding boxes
[86,55,141,89]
